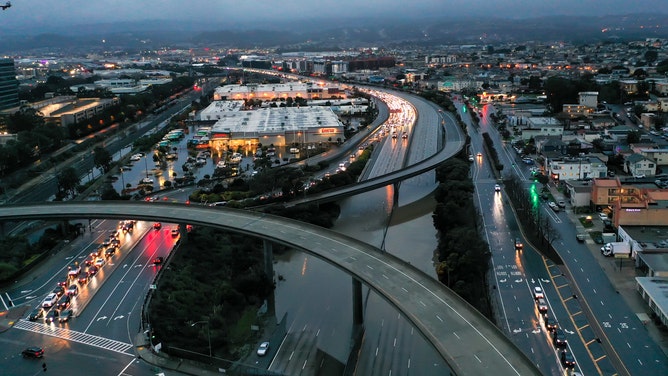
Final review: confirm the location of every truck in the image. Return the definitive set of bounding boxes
[600,242,630,257]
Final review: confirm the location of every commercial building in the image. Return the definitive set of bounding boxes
[39,97,120,126]
[0,58,20,111]
[213,82,345,102]
[547,156,607,181]
[591,178,668,228]
[206,106,344,154]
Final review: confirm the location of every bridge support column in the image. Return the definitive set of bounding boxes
[263,240,274,280]
[61,220,69,237]
[178,222,188,242]
[352,278,363,327]
[392,182,399,205]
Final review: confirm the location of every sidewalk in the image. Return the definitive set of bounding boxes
[133,332,223,376]
[547,185,668,357]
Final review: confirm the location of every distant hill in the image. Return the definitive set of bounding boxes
[0,14,666,54]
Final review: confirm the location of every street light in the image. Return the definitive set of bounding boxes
[191,320,211,357]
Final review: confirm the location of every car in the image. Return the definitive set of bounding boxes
[209,201,228,207]
[58,295,71,309]
[78,271,90,284]
[171,228,179,237]
[557,200,566,208]
[66,284,78,296]
[68,263,82,277]
[42,293,59,308]
[533,286,544,299]
[94,258,105,267]
[536,298,548,313]
[476,152,482,158]
[553,329,567,347]
[544,316,558,332]
[152,256,164,265]
[84,254,96,266]
[57,280,68,287]
[59,309,74,323]
[468,154,474,161]
[494,184,501,192]
[45,309,59,323]
[598,212,609,221]
[52,285,65,297]
[257,341,270,356]
[153,222,162,230]
[560,350,576,368]
[634,174,646,179]
[104,247,116,257]
[21,347,44,358]
[515,238,523,252]
[548,202,560,212]
[576,233,586,242]
[28,308,44,321]
[87,265,99,276]
[130,154,142,161]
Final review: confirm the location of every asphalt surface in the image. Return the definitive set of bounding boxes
[0,201,543,376]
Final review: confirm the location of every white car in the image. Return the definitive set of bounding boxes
[537,298,548,313]
[257,341,269,356]
[533,286,544,300]
[129,154,142,161]
[494,184,501,192]
[598,212,609,221]
[42,293,59,308]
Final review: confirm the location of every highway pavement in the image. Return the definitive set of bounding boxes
[0,201,543,376]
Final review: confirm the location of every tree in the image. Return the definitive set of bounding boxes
[627,130,641,144]
[644,50,658,64]
[56,167,80,198]
[93,146,113,173]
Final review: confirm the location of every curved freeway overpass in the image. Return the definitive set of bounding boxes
[287,92,466,206]
[0,202,541,376]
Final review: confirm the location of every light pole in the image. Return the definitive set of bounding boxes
[191,320,211,357]
[119,167,125,194]
[143,155,149,179]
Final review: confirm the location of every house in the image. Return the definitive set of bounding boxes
[548,156,607,182]
[564,180,593,208]
[624,153,657,177]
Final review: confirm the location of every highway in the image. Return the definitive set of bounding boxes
[0,201,542,376]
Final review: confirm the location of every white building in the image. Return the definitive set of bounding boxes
[548,156,608,181]
[198,100,244,121]
[213,82,344,101]
[207,106,345,153]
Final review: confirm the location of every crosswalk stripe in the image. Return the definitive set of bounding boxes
[13,319,134,355]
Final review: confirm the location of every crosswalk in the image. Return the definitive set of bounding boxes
[13,319,134,355]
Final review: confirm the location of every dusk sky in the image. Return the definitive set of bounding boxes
[2,0,667,31]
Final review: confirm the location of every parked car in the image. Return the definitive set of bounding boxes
[21,347,44,358]
[598,212,609,221]
[257,341,270,356]
[28,308,44,321]
[576,233,586,242]
[548,202,560,212]
[557,200,566,208]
